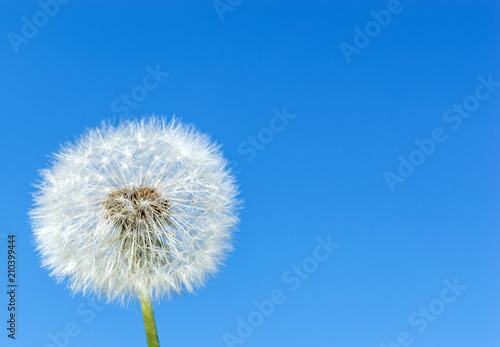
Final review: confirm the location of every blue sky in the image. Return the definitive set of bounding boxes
[1,1,499,346]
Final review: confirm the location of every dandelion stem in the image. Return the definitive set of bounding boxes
[140,294,160,347]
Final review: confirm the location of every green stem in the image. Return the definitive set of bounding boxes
[140,294,160,347]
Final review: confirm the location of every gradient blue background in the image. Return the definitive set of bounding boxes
[1,1,499,346]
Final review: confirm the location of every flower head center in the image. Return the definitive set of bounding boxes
[103,187,172,269]
[104,186,171,230]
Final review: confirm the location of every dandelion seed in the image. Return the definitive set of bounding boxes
[30,117,239,346]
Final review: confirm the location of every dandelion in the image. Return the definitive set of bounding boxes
[30,117,239,346]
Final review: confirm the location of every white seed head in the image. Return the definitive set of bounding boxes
[30,117,239,304]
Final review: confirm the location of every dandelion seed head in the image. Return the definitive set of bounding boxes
[30,117,239,304]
